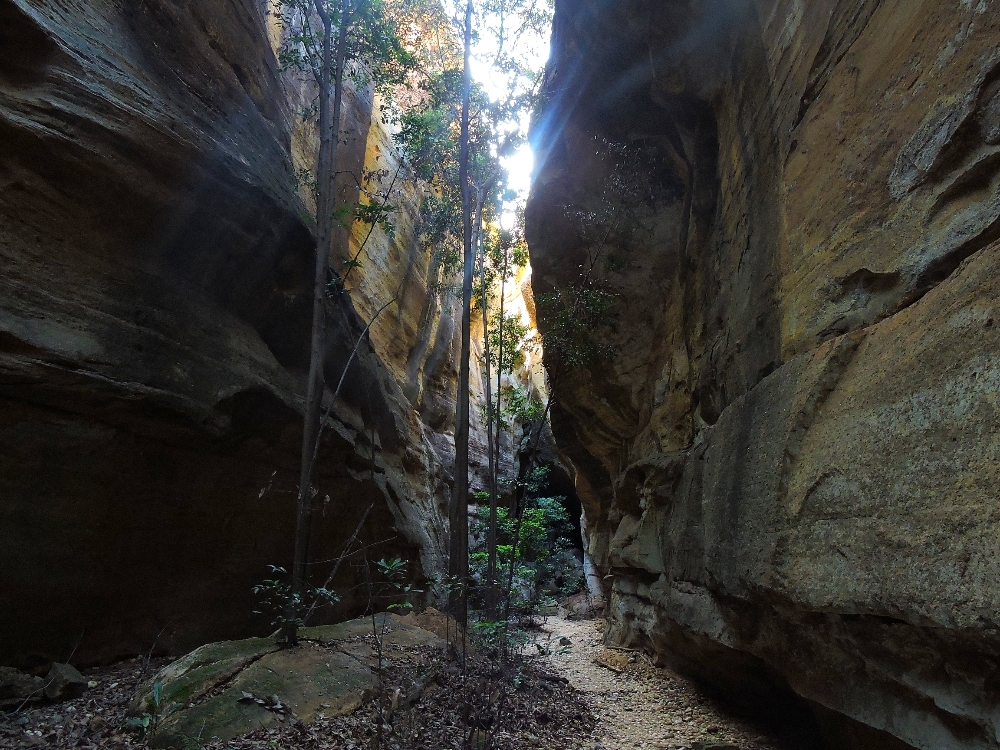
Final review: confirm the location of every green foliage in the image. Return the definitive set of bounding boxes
[478,0,554,89]
[427,572,465,604]
[355,196,397,233]
[480,382,543,427]
[418,193,464,283]
[533,136,683,373]
[272,0,421,289]
[534,496,575,547]
[522,463,549,496]
[271,0,417,100]
[341,257,364,272]
[488,312,533,373]
[292,167,318,196]
[252,565,340,631]
[333,203,354,229]
[126,680,167,738]
[376,556,408,578]
[395,68,501,292]
[471,618,505,642]
[373,557,422,611]
[536,282,617,369]
[504,384,543,424]
[388,0,551,310]
[473,212,529,311]
[471,618,530,654]
[397,70,465,183]
[603,252,628,274]
[393,3,541,290]
[470,468,582,610]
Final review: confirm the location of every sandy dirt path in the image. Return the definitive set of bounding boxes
[534,616,782,750]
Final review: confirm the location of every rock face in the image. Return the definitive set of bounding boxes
[0,0,515,668]
[527,1,1000,748]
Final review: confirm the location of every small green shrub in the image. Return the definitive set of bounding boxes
[469,477,584,611]
[126,679,167,738]
[252,565,340,632]
[374,557,422,613]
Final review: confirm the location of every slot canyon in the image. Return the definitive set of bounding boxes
[2,1,999,748]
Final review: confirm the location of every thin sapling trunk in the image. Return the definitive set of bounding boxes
[448,0,474,628]
[288,0,352,646]
[474,192,499,614]
[488,242,509,616]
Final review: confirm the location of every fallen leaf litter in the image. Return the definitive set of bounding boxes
[1,616,790,750]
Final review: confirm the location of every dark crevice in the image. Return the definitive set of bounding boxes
[187,650,277,709]
[613,594,829,749]
[811,212,999,356]
[0,4,61,88]
[908,212,1000,306]
[925,59,1000,186]
[928,149,1000,221]
[213,386,300,445]
[834,268,901,300]
[0,330,49,358]
[791,1,881,131]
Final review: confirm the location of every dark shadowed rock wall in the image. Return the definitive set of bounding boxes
[0,0,462,668]
[527,0,1000,748]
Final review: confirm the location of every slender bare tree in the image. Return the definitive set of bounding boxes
[448,0,475,627]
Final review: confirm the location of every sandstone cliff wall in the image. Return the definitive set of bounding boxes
[0,0,505,668]
[527,1,1000,747]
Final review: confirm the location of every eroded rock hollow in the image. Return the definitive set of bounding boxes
[527,1,1000,748]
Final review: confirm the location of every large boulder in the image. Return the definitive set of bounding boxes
[131,614,443,749]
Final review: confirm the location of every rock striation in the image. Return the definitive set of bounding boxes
[527,1,1000,748]
[0,0,520,668]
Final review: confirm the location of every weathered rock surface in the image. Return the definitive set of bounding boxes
[528,1,1000,748]
[43,662,87,702]
[0,0,538,670]
[0,666,44,709]
[130,614,442,749]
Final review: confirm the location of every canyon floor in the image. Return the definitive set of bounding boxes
[537,616,782,750]
[1,615,795,750]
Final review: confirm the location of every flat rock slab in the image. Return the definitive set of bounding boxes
[137,615,443,749]
[151,645,375,749]
[130,637,279,718]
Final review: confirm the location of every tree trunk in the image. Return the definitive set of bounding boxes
[288,0,351,646]
[475,191,498,615]
[486,248,507,612]
[448,0,474,627]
